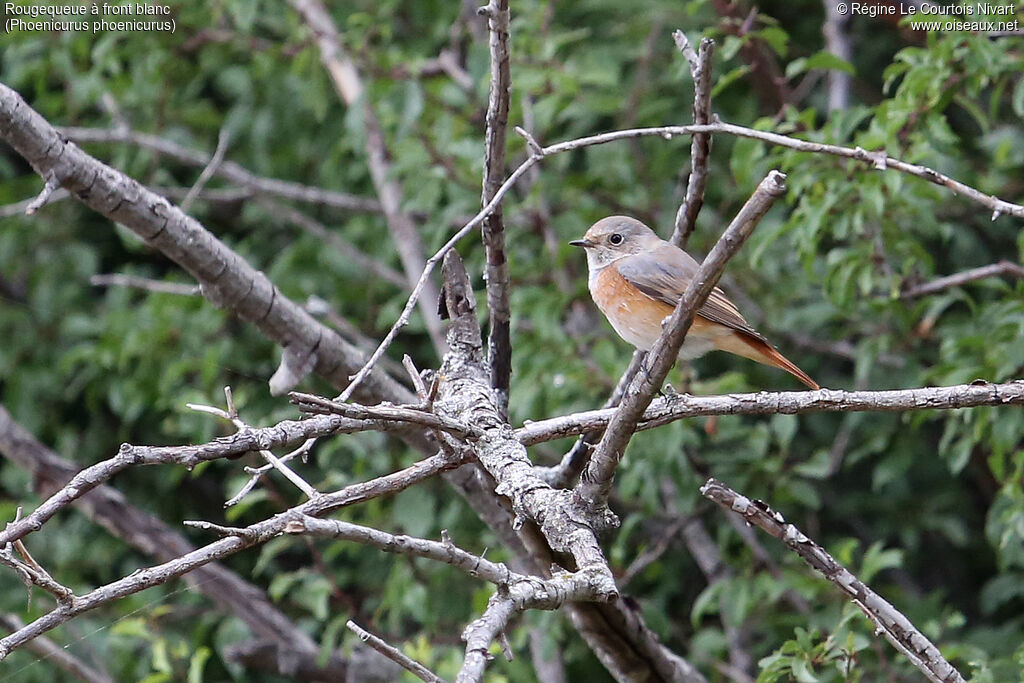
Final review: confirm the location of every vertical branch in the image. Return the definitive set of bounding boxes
[671,32,715,249]
[576,171,787,512]
[821,0,853,112]
[480,0,514,415]
[288,0,447,355]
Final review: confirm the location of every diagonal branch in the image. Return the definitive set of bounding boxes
[517,380,1024,445]
[479,0,514,414]
[701,478,965,683]
[347,620,446,683]
[0,82,413,407]
[576,171,787,511]
[899,259,1024,299]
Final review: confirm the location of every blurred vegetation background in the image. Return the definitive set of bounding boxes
[1,0,1023,680]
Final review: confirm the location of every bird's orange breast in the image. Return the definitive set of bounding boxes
[590,264,730,358]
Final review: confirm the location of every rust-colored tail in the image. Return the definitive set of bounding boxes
[717,332,820,390]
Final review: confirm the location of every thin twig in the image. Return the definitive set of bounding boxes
[90,274,200,296]
[289,392,484,439]
[0,447,469,660]
[180,126,230,213]
[576,170,787,512]
[479,0,514,415]
[346,620,447,683]
[283,516,514,586]
[701,478,965,683]
[187,388,320,500]
[24,172,61,215]
[899,260,1024,299]
[671,32,715,248]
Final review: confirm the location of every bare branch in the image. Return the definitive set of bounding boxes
[0,405,334,676]
[283,516,513,586]
[288,0,447,354]
[821,0,853,111]
[577,171,787,511]
[535,350,645,488]
[289,392,485,439]
[457,568,608,683]
[0,446,468,659]
[539,121,1024,220]
[187,389,321,500]
[518,379,1024,445]
[180,125,230,213]
[61,126,382,213]
[0,84,414,407]
[701,478,966,683]
[347,620,447,683]
[479,0,514,414]
[90,273,200,296]
[900,260,1024,299]
[671,32,715,249]
[0,531,74,605]
[24,171,61,215]
[0,409,449,548]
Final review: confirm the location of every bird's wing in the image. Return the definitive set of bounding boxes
[616,245,765,340]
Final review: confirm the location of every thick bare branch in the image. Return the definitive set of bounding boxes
[0,83,413,405]
[701,478,965,683]
[517,380,1024,445]
[576,171,787,511]
[479,0,514,413]
[671,32,714,249]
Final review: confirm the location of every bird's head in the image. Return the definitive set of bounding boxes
[569,216,661,269]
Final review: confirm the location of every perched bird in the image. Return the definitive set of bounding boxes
[570,216,819,390]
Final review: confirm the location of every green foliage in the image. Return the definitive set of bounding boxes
[1,0,1022,680]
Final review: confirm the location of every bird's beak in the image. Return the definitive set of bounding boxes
[569,238,593,248]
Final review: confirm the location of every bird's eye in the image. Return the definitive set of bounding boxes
[609,233,623,245]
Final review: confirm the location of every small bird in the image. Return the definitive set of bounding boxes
[570,216,819,390]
